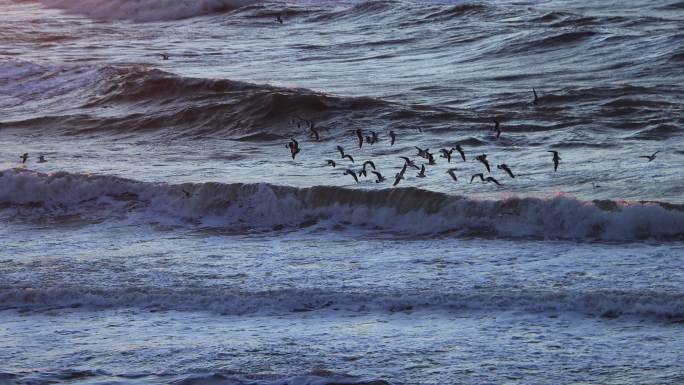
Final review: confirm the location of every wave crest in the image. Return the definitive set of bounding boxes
[2,61,388,138]
[1,169,683,241]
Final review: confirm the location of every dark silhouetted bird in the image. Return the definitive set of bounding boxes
[639,151,659,162]
[344,169,359,183]
[475,154,491,173]
[548,150,560,171]
[497,164,514,178]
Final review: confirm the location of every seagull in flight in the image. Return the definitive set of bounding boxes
[400,156,420,170]
[548,150,560,171]
[393,164,407,187]
[639,151,659,162]
[475,154,491,173]
[344,169,359,183]
[416,164,426,178]
[447,168,458,182]
[372,171,386,183]
[454,145,466,162]
[497,164,514,178]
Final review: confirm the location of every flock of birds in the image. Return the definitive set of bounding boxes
[284,89,661,188]
[17,49,663,188]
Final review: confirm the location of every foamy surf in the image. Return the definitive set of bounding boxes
[1,168,683,241]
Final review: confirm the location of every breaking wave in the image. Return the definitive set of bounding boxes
[1,169,683,241]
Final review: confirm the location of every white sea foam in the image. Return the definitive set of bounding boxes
[1,169,683,241]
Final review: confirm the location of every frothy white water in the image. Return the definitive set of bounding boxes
[1,168,683,241]
[37,0,261,21]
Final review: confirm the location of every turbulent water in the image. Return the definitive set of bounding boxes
[1,0,684,384]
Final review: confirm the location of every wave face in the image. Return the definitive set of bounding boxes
[0,370,392,385]
[2,169,683,241]
[0,60,396,139]
[37,0,261,22]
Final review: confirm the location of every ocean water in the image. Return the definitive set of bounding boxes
[1,0,683,384]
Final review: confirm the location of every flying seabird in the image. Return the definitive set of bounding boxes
[344,169,359,183]
[393,164,407,186]
[454,145,466,162]
[485,176,502,186]
[548,150,560,171]
[493,119,501,139]
[416,164,426,178]
[532,88,539,105]
[371,131,379,144]
[286,138,300,159]
[343,154,355,163]
[439,148,453,163]
[372,171,386,183]
[159,53,169,60]
[400,156,420,170]
[470,173,485,183]
[356,129,364,148]
[326,159,336,168]
[475,154,491,173]
[182,189,191,198]
[37,155,47,163]
[309,125,320,141]
[497,164,514,178]
[427,153,436,165]
[447,168,458,182]
[639,151,659,162]
[336,145,345,158]
[362,160,376,171]
[415,147,429,159]
[389,130,396,146]
[20,153,28,164]
[276,15,283,24]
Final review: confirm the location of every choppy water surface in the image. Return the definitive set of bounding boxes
[1,0,683,384]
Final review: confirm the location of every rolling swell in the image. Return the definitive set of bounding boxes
[2,283,683,321]
[36,0,259,22]
[1,61,389,138]
[0,370,392,385]
[1,169,683,241]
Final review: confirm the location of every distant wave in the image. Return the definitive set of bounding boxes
[3,59,678,139]
[2,281,683,321]
[36,0,260,22]
[0,60,391,138]
[2,169,683,241]
[0,369,391,385]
